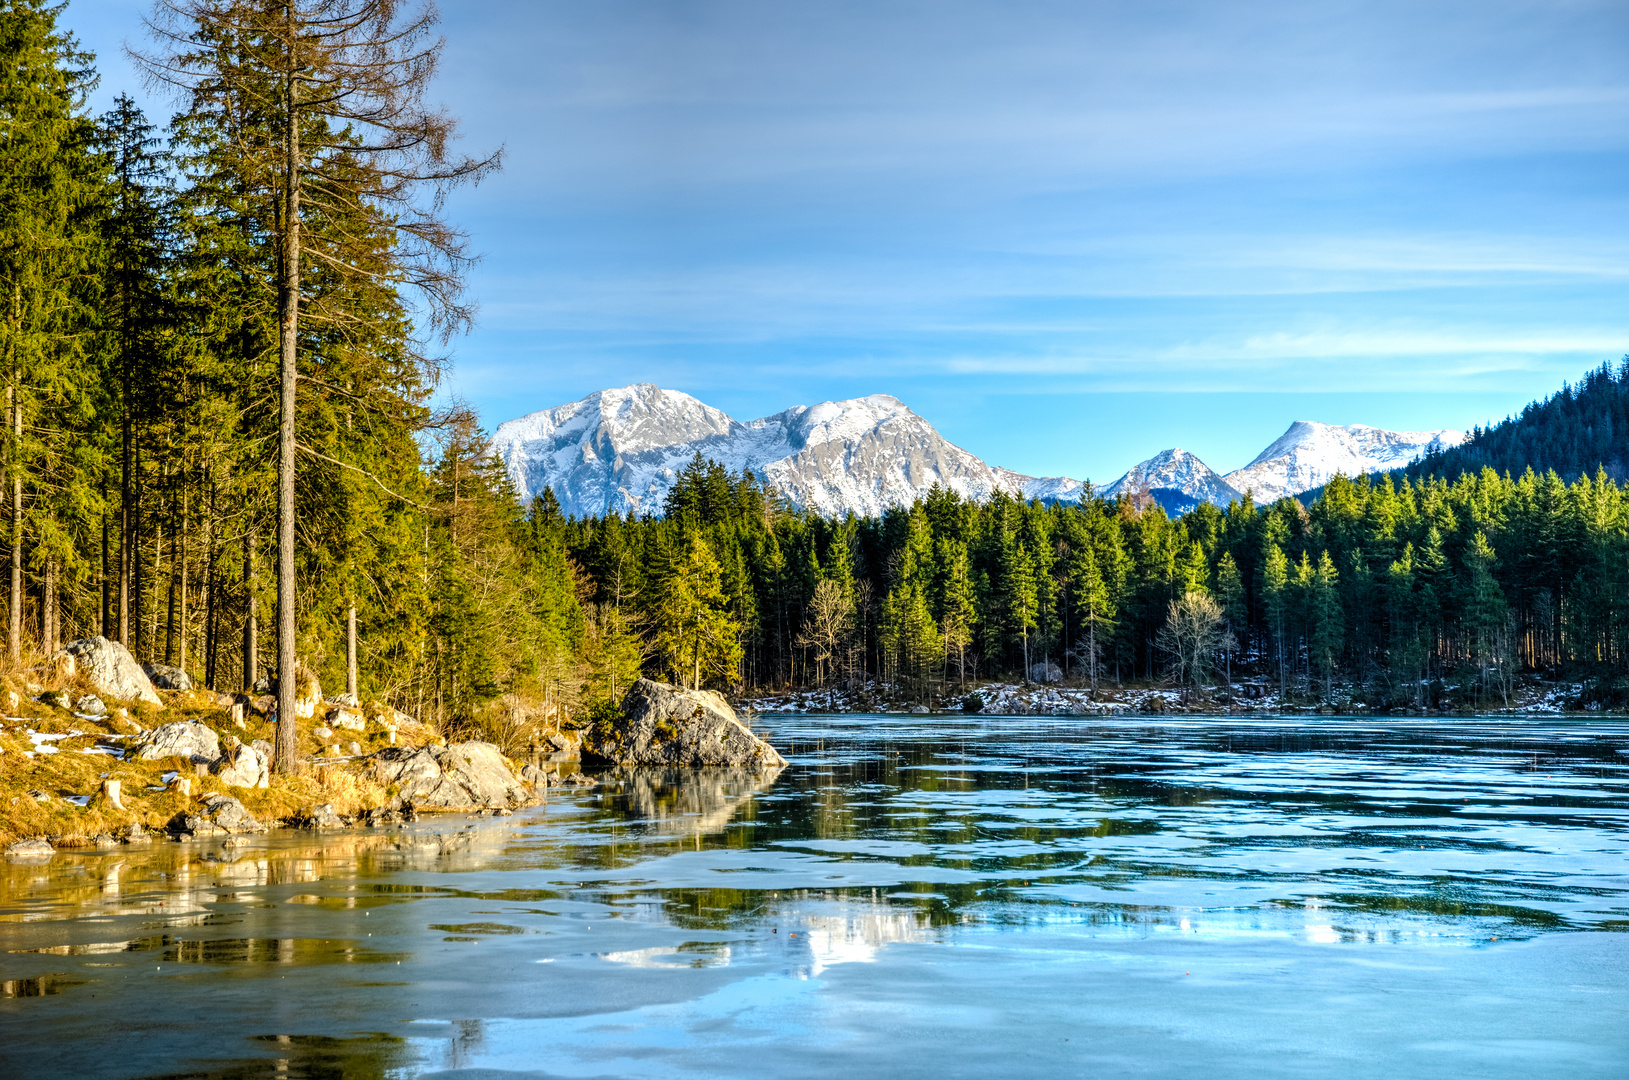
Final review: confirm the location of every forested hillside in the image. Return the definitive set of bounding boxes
[1404,360,1629,485]
[8,0,1629,748]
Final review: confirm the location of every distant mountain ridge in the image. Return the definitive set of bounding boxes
[490,384,1083,518]
[492,384,1465,518]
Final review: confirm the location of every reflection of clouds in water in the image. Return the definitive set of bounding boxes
[597,942,733,969]
[795,907,936,979]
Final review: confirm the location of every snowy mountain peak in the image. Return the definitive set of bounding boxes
[1102,448,1242,515]
[492,386,1079,518]
[1224,420,1468,503]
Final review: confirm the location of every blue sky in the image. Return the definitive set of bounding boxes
[77,0,1628,483]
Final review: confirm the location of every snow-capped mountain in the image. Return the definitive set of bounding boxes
[491,384,1085,518]
[1102,448,1242,515]
[1223,421,1468,504]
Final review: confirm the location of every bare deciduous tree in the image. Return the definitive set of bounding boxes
[1157,591,1226,691]
[797,578,854,709]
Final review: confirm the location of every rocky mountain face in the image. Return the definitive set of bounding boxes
[492,385,1464,517]
[1223,421,1467,504]
[1101,448,1241,516]
[491,384,1082,518]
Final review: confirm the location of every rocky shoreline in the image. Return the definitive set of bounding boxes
[0,647,786,858]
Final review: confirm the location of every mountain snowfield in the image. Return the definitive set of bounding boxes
[1220,421,1467,504]
[490,384,1081,517]
[1100,448,1241,515]
[491,384,1465,518]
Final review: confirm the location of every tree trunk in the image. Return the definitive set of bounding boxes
[100,485,110,636]
[243,527,256,691]
[346,601,357,698]
[42,557,54,654]
[9,387,21,663]
[179,485,189,673]
[164,514,176,664]
[274,46,302,776]
[119,364,131,646]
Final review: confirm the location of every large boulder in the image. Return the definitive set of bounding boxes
[585,679,788,767]
[136,720,221,764]
[142,662,194,691]
[57,637,161,705]
[168,792,264,836]
[213,737,268,788]
[371,741,529,810]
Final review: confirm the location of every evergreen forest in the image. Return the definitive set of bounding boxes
[7,0,1629,761]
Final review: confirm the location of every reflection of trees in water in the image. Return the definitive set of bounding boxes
[142,1032,420,1080]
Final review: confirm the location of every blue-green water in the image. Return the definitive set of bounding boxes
[2,714,1627,1078]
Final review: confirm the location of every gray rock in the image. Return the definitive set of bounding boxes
[327,692,360,708]
[583,678,787,768]
[120,822,151,844]
[519,763,548,786]
[168,792,263,836]
[213,737,269,788]
[329,708,365,731]
[90,833,119,848]
[42,690,71,709]
[358,806,409,826]
[5,837,54,857]
[371,741,529,810]
[75,694,107,716]
[142,661,194,691]
[58,637,162,705]
[1028,661,1063,684]
[909,704,931,714]
[136,720,221,765]
[294,803,346,828]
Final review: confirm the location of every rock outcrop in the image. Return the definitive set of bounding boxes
[142,662,194,691]
[168,792,264,836]
[57,636,161,705]
[371,741,529,810]
[584,679,787,767]
[213,737,269,788]
[136,720,221,764]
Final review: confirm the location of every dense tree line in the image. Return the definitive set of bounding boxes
[545,445,1629,711]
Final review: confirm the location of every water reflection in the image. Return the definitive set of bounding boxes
[0,715,1625,1079]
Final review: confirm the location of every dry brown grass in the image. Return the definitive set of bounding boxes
[0,672,420,849]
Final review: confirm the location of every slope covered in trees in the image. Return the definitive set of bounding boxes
[1403,359,1629,485]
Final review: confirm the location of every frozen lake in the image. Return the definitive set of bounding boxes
[2,714,1627,1078]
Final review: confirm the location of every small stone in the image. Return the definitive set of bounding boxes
[75,694,108,716]
[27,789,49,802]
[142,662,194,691]
[348,741,362,756]
[314,726,333,741]
[90,833,119,848]
[135,720,221,765]
[295,803,345,829]
[5,837,54,857]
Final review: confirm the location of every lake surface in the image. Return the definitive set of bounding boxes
[2,714,1627,1079]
